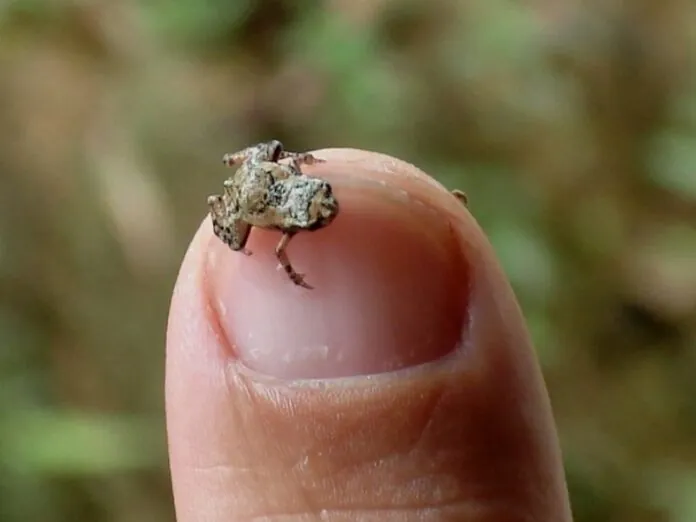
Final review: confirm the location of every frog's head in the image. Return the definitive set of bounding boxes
[308,180,339,230]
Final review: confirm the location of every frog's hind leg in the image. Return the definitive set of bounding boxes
[275,232,312,289]
[222,140,284,167]
[277,151,325,171]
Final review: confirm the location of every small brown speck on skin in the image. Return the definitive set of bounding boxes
[452,189,468,207]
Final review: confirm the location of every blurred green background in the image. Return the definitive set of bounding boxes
[1,0,695,520]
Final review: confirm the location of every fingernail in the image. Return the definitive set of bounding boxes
[205,158,470,380]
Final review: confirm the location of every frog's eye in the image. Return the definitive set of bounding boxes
[269,140,284,161]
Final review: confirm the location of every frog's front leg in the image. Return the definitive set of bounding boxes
[207,195,253,255]
[275,232,312,289]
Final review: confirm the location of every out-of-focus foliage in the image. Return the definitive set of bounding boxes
[0,0,695,520]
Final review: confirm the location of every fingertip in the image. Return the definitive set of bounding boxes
[166,148,572,521]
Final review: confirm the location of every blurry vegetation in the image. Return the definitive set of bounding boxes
[1,0,695,520]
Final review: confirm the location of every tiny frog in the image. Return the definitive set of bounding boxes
[207,140,338,289]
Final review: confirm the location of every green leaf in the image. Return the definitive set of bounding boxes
[647,130,696,199]
[0,410,162,475]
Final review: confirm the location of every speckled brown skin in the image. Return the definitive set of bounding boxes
[209,141,339,289]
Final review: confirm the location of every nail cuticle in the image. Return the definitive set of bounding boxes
[229,337,472,390]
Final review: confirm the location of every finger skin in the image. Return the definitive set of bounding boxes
[165,149,573,521]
